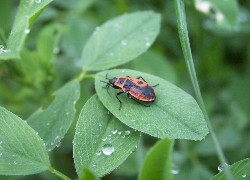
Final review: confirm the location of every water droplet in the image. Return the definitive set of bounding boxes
[124,130,131,135]
[92,164,97,168]
[96,151,101,156]
[121,70,125,73]
[145,42,151,47]
[0,152,3,156]
[53,47,59,54]
[98,124,102,127]
[0,45,9,53]
[24,28,30,34]
[121,40,127,46]
[111,129,117,134]
[218,163,229,172]
[14,161,17,165]
[35,132,39,135]
[102,144,114,155]
[23,120,27,123]
[195,1,211,14]
[242,174,247,178]
[102,137,107,141]
[117,131,122,135]
[0,140,2,144]
[215,12,224,23]
[93,27,100,35]
[172,165,179,175]
[55,141,61,147]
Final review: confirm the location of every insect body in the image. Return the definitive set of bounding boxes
[101,74,158,110]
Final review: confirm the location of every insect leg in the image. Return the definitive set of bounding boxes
[116,91,124,110]
[136,76,147,82]
[127,94,150,107]
[152,84,159,87]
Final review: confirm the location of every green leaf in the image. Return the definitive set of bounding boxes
[0,0,53,60]
[81,11,161,71]
[0,107,50,175]
[139,138,174,180]
[95,69,208,140]
[79,168,99,180]
[27,80,80,151]
[73,95,140,177]
[211,158,250,180]
[37,23,62,65]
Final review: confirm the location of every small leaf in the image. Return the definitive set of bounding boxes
[95,69,209,140]
[0,0,53,60]
[81,11,161,71]
[211,158,250,180]
[139,138,174,180]
[0,107,50,175]
[73,95,140,177]
[27,80,80,151]
[79,168,99,180]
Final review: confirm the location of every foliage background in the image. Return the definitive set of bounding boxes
[0,0,250,179]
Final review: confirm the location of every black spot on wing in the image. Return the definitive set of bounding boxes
[117,78,125,85]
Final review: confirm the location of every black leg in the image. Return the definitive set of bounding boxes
[152,84,159,87]
[116,91,124,110]
[127,94,150,107]
[136,76,147,82]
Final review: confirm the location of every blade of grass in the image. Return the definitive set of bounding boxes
[174,0,233,179]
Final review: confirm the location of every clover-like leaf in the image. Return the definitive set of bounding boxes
[95,69,208,140]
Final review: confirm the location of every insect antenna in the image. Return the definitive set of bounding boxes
[100,80,111,97]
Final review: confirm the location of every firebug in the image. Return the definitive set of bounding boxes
[101,74,159,110]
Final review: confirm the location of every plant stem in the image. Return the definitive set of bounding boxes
[77,70,96,82]
[48,166,72,180]
[174,0,233,179]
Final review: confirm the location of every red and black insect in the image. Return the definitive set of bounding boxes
[101,74,159,110]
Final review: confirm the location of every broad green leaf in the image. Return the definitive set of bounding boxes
[27,80,80,151]
[0,0,53,60]
[211,158,250,180]
[139,138,174,180]
[81,11,161,71]
[73,95,140,177]
[195,0,238,28]
[0,107,50,175]
[95,69,208,140]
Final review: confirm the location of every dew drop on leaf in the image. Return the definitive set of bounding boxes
[24,28,30,34]
[96,151,101,156]
[102,144,114,155]
[172,165,179,175]
[111,129,117,134]
[121,40,127,46]
[218,163,229,172]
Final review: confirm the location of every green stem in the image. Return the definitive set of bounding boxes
[77,70,96,82]
[48,166,72,180]
[174,0,233,179]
